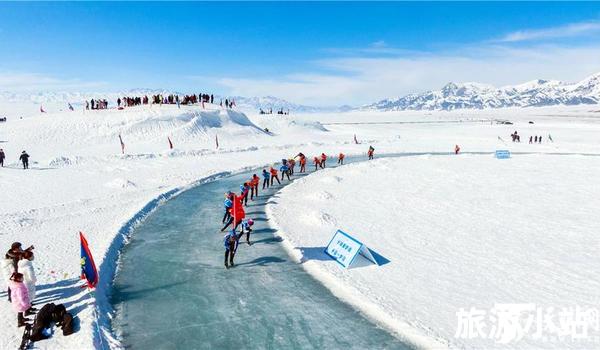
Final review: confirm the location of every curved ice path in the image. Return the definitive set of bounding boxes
[111,156,412,349]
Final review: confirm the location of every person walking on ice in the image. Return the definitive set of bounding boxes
[280,162,290,181]
[338,152,345,165]
[299,154,306,173]
[262,169,270,190]
[320,153,327,168]
[240,219,254,245]
[250,174,260,200]
[269,166,280,186]
[223,230,239,269]
[313,156,321,171]
[19,151,30,169]
[368,146,375,160]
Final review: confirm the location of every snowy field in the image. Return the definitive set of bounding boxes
[1,100,600,349]
[268,155,600,349]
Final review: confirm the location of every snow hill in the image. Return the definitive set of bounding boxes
[364,72,600,111]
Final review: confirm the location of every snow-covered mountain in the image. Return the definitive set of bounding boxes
[363,73,600,111]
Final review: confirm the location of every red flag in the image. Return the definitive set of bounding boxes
[232,194,246,226]
[80,231,99,289]
[215,134,219,149]
[168,137,173,149]
[354,134,359,144]
[40,105,46,113]
[118,134,125,154]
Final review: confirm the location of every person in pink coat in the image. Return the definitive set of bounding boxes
[9,272,32,327]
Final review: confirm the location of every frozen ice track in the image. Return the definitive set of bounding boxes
[110,157,412,349]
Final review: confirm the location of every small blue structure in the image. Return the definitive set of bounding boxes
[495,150,511,159]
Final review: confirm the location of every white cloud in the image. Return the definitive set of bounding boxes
[217,44,600,106]
[497,21,600,43]
[0,72,107,92]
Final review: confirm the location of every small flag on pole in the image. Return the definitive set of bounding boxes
[80,231,99,289]
[168,137,173,149]
[118,134,125,154]
[215,134,219,149]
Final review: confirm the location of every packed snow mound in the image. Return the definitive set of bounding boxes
[1,105,267,159]
[364,72,600,111]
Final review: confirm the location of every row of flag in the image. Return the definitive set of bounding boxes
[117,134,220,154]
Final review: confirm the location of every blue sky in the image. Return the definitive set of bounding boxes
[1,2,600,105]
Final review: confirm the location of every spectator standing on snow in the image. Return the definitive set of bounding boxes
[368,146,375,160]
[539,136,542,143]
[0,148,5,167]
[9,272,32,327]
[18,251,36,305]
[454,145,461,155]
[338,153,345,165]
[19,151,30,169]
[534,136,538,143]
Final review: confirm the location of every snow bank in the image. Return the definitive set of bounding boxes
[268,155,600,349]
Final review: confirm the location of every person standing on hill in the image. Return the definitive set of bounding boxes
[19,151,30,169]
[0,148,5,167]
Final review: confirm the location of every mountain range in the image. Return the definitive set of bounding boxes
[363,72,600,111]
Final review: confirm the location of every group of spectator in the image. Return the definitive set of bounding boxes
[85,99,109,110]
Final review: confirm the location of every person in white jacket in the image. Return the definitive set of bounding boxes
[18,251,36,303]
[1,256,16,302]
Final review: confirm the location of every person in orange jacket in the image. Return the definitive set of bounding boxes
[299,155,306,173]
[313,156,321,171]
[338,152,345,165]
[269,166,281,186]
[250,174,260,200]
[320,153,327,168]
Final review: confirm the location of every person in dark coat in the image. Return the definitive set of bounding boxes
[19,151,30,169]
[0,148,5,167]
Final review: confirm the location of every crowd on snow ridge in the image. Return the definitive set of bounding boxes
[82,93,241,110]
[218,147,374,268]
[2,242,75,349]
